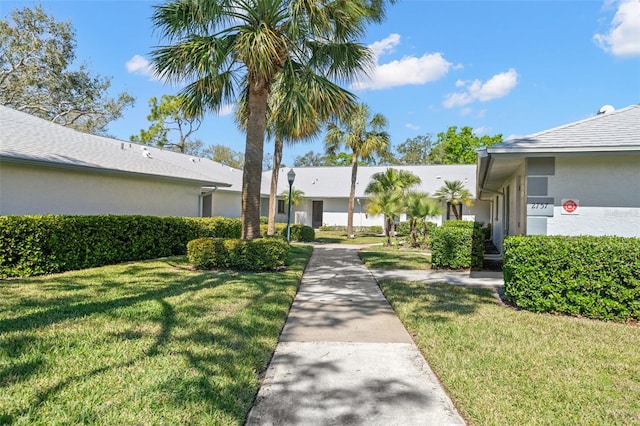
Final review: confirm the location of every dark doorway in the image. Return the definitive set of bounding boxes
[312,201,323,229]
[202,193,212,217]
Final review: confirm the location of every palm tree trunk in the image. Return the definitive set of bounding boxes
[267,136,283,235]
[241,80,269,240]
[347,151,358,238]
[385,217,392,246]
[451,203,461,220]
[410,218,418,247]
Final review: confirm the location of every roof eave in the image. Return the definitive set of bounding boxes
[487,146,640,155]
[0,155,232,188]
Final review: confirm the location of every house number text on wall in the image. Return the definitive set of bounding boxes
[526,201,554,217]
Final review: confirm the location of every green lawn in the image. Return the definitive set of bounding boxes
[379,281,640,425]
[313,229,387,245]
[359,246,431,270]
[0,245,313,425]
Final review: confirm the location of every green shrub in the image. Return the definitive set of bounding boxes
[368,225,383,235]
[187,217,242,238]
[396,221,410,235]
[281,224,315,242]
[0,215,242,278]
[503,235,640,322]
[430,221,484,269]
[187,237,290,272]
[186,238,229,270]
[260,223,287,237]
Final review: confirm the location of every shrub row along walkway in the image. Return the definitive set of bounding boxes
[246,244,480,425]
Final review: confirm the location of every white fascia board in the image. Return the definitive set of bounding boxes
[0,155,232,188]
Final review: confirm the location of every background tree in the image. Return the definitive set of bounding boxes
[130,95,203,155]
[0,6,134,135]
[151,0,390,239]
[428,126,503,164]
[294,151,327,167]
[293,150,371,167]
[393,134,434,165]
[326,103,391,237]
[434,180,474,220]
[204,145,245,169]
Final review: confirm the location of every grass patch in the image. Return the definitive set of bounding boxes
[313,230,386,245]
[0,245,313,425]
[379,281,640,425]
[359,247,431,270]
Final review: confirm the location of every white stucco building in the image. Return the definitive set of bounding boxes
[258,165,488,229]
[2,106,485,228]
[0,105,233,216]
[477,104,640,252]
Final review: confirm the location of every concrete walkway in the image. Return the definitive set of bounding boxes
[246,244,476,425]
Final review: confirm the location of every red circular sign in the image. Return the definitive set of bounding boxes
[563,199,577,213]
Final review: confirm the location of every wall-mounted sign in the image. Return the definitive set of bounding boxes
[561,199,579,215]
[527,197,554,217]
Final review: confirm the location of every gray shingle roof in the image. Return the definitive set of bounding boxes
[0,105,233,187]
[262,165,478,199]
[488,104,640,154]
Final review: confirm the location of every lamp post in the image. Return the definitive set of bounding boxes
[286,169,296,242]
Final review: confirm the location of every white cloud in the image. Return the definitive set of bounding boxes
[126,55,161,81]
[474,126,490,135]
[368,33,401,58]
[443,69,518,108]
[352,34,452,90]
[405,123,420,130]
[594,0,640,57]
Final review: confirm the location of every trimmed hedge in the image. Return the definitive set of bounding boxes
[430,221,484,269]
[503,235,640,322]
[0,215,242,277]
[186,216,242,239]
[260,223,287,237]
[280,224,315,242]
[187,237,290,272]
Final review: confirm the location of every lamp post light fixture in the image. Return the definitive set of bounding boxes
[286,169,296,242]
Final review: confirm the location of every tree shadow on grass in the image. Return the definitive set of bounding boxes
[1,259,308,424]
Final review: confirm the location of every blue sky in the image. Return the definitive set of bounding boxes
[3,0,640,166]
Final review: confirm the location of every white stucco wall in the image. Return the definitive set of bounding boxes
[0,163,202,216]
[546,155,640,237]
[211,191,241,218]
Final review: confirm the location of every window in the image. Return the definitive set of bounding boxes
[277,199,285,214]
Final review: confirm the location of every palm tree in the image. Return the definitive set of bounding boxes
[434,180,474,220]
[236,68,356,235]
[281,187,305,207]
[405,192,442,247]
[325,103,390,237]
[366,190,404,246]
[365,168,421,196]
[151,1,389,239]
